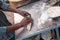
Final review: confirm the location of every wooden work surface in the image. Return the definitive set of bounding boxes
[14,1,60,40]
[15,1,57,39]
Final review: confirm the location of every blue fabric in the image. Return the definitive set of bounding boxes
[0,27,6,34]
[7,32,14,39]
[0,0,3,2]
[0,0,15,40]
[0,12,15,40]
[1,2,9,11]
[0,0,9,11]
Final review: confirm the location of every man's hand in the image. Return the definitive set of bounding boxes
[6,17,32,34]
[20,17,32,26]
[18,10,31,17]
[6,4,30,17]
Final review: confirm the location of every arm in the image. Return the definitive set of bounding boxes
[0,2,31,34]
[7,4,30,17]
[6,17,31,34]
[0,2,30,17]
[0,22,22,35]
[0,1,30,17]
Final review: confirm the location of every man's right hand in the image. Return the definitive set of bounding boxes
[19,17,32,27]
[6,17,32,34]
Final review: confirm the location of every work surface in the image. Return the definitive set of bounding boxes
[15,1,60,40]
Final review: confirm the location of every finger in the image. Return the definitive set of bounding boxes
[26,13,31,16]
[27,18,32,22]
[25,15,31,19]
[26,17,30,20]
[22,14,27,17]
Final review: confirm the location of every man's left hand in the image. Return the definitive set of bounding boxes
[18,10,31,17]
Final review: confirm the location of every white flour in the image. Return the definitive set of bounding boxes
[15,1,50,39]
[15,1,57,40]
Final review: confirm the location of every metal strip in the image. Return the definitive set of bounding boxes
[18,25,60,40]
[55,27,60,40]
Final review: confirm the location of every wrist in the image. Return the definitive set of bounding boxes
[17,10,21,13]
[15,23,23,28]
